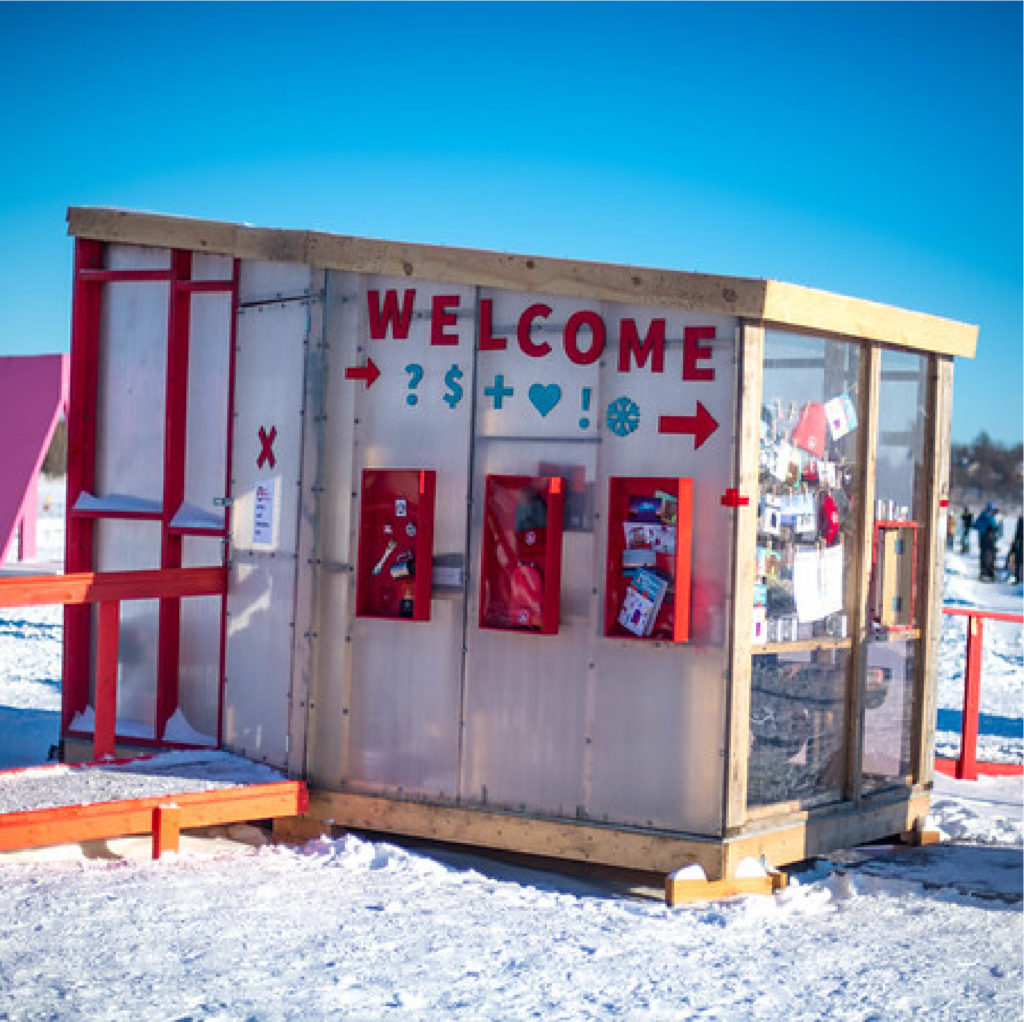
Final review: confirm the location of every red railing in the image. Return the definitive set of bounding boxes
[0,567,225,761]
[935,606,1024,780]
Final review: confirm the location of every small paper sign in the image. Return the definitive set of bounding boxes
[253,478,276,546]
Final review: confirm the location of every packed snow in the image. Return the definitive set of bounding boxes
[0,478,1020,1020]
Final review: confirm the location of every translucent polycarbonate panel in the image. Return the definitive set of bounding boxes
[191,253,233,282]
[755,331,862,643]
[861,638,916,790]
[106,244,170,272]
[231,299,308,555]
[747,648,849,808]
[182,291,232,526]
[94,280,168,502]
[463,295,737,833]
[239,260,312,305]
[463,440,598,815]
[223,552,296,767]
[875,350,928,522]
[176,536,223,745]
[309,274,476,795]
[92,520,161,737]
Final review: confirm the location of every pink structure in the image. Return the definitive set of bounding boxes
[0,354,69,566]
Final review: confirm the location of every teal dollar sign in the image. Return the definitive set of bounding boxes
[442,364,464,409]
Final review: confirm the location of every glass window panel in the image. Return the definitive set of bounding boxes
[747,648,849,808]
[861,638,916,791]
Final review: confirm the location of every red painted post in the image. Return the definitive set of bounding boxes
[93,600,120,760]
[957,614,984,781]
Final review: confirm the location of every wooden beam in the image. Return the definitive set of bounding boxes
[723,323,763,831]
[66,207,978,358]
[915,356,954,783]
[0,566,226,609]
[0,780,308,855]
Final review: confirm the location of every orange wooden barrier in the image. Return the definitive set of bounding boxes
[0,779,309,859]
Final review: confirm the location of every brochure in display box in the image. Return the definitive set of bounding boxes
[605,477,694,642]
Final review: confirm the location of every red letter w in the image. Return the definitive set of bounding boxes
[367,289,416,339]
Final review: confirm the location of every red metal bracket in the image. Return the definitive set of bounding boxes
[720,488,749,508]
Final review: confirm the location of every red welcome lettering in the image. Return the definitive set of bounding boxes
[478,299,507,351]
[618,318,665,373]
[564,310,606,366]
[431,295,460,345]
[683,326,715,381]
[367,289,415,340]
[517,303,553,358]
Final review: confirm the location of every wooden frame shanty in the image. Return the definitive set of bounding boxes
[59,207,976,882]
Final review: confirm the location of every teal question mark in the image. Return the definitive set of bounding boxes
[404,363,424,406]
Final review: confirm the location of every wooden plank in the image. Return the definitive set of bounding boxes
[723,323,763,831]
[306,790,727,879]
[914,356,954,783]
[93,600,119,761]
[66,207,978,358]
[763,280,977,359]
[666,874,776,906]
[0,566,226,609]
[844,345,880,802]
[0,780,308,853]
[722,789,931,876]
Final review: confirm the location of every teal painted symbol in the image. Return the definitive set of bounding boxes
[606,396,640,436]
[484,374,514,410]
[579,386,592,429]
[404,363,424,406]
[528,383,562,417]
[443,365,464,409]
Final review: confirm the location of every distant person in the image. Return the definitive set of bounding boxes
[973,502,1002,582]
[1006,517,1023,585]
[946,512,956,550]
[959,506,972,554]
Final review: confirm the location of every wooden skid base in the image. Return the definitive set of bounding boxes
[0,780,308,859]
[288,788,931,896]
[666,870,788,907]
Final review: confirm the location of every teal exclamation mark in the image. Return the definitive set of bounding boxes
[579,387,592,428]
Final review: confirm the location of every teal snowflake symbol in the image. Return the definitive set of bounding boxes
[606,396,640,437]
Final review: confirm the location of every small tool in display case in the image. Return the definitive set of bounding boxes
[479,474,565,634]
[356,469,437,621]
[604,477,694,642]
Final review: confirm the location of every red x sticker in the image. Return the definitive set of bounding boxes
[257,425,277,469]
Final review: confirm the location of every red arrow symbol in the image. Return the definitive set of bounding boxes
[345,357,381,388]
[658,401,719,449]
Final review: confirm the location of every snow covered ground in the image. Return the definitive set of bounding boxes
[0,478,1020,1020]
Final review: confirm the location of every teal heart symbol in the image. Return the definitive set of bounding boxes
[528,383,562,417]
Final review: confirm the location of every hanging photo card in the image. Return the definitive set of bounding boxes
[793,545,845,623]
[825,393,858,441]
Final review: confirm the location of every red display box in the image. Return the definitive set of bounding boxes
[604,477,694,642]
[356,469,436,621]
[479,474,565,635]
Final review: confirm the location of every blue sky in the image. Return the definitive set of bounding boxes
[0,2,1020,443]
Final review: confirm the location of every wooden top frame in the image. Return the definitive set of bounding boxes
[66,206,978,358]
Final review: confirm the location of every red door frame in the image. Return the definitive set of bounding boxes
[64,238,238,748]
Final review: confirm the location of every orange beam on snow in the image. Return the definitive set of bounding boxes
[0,780,309,859]
[0,566,226,609]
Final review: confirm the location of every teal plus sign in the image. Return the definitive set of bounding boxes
[484,374,514,410]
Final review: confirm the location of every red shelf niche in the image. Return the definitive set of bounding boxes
[479,474,565,635]
[604,477,694,642]
[356,469,436,621]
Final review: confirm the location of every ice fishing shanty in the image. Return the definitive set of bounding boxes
[59,207,976,879]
